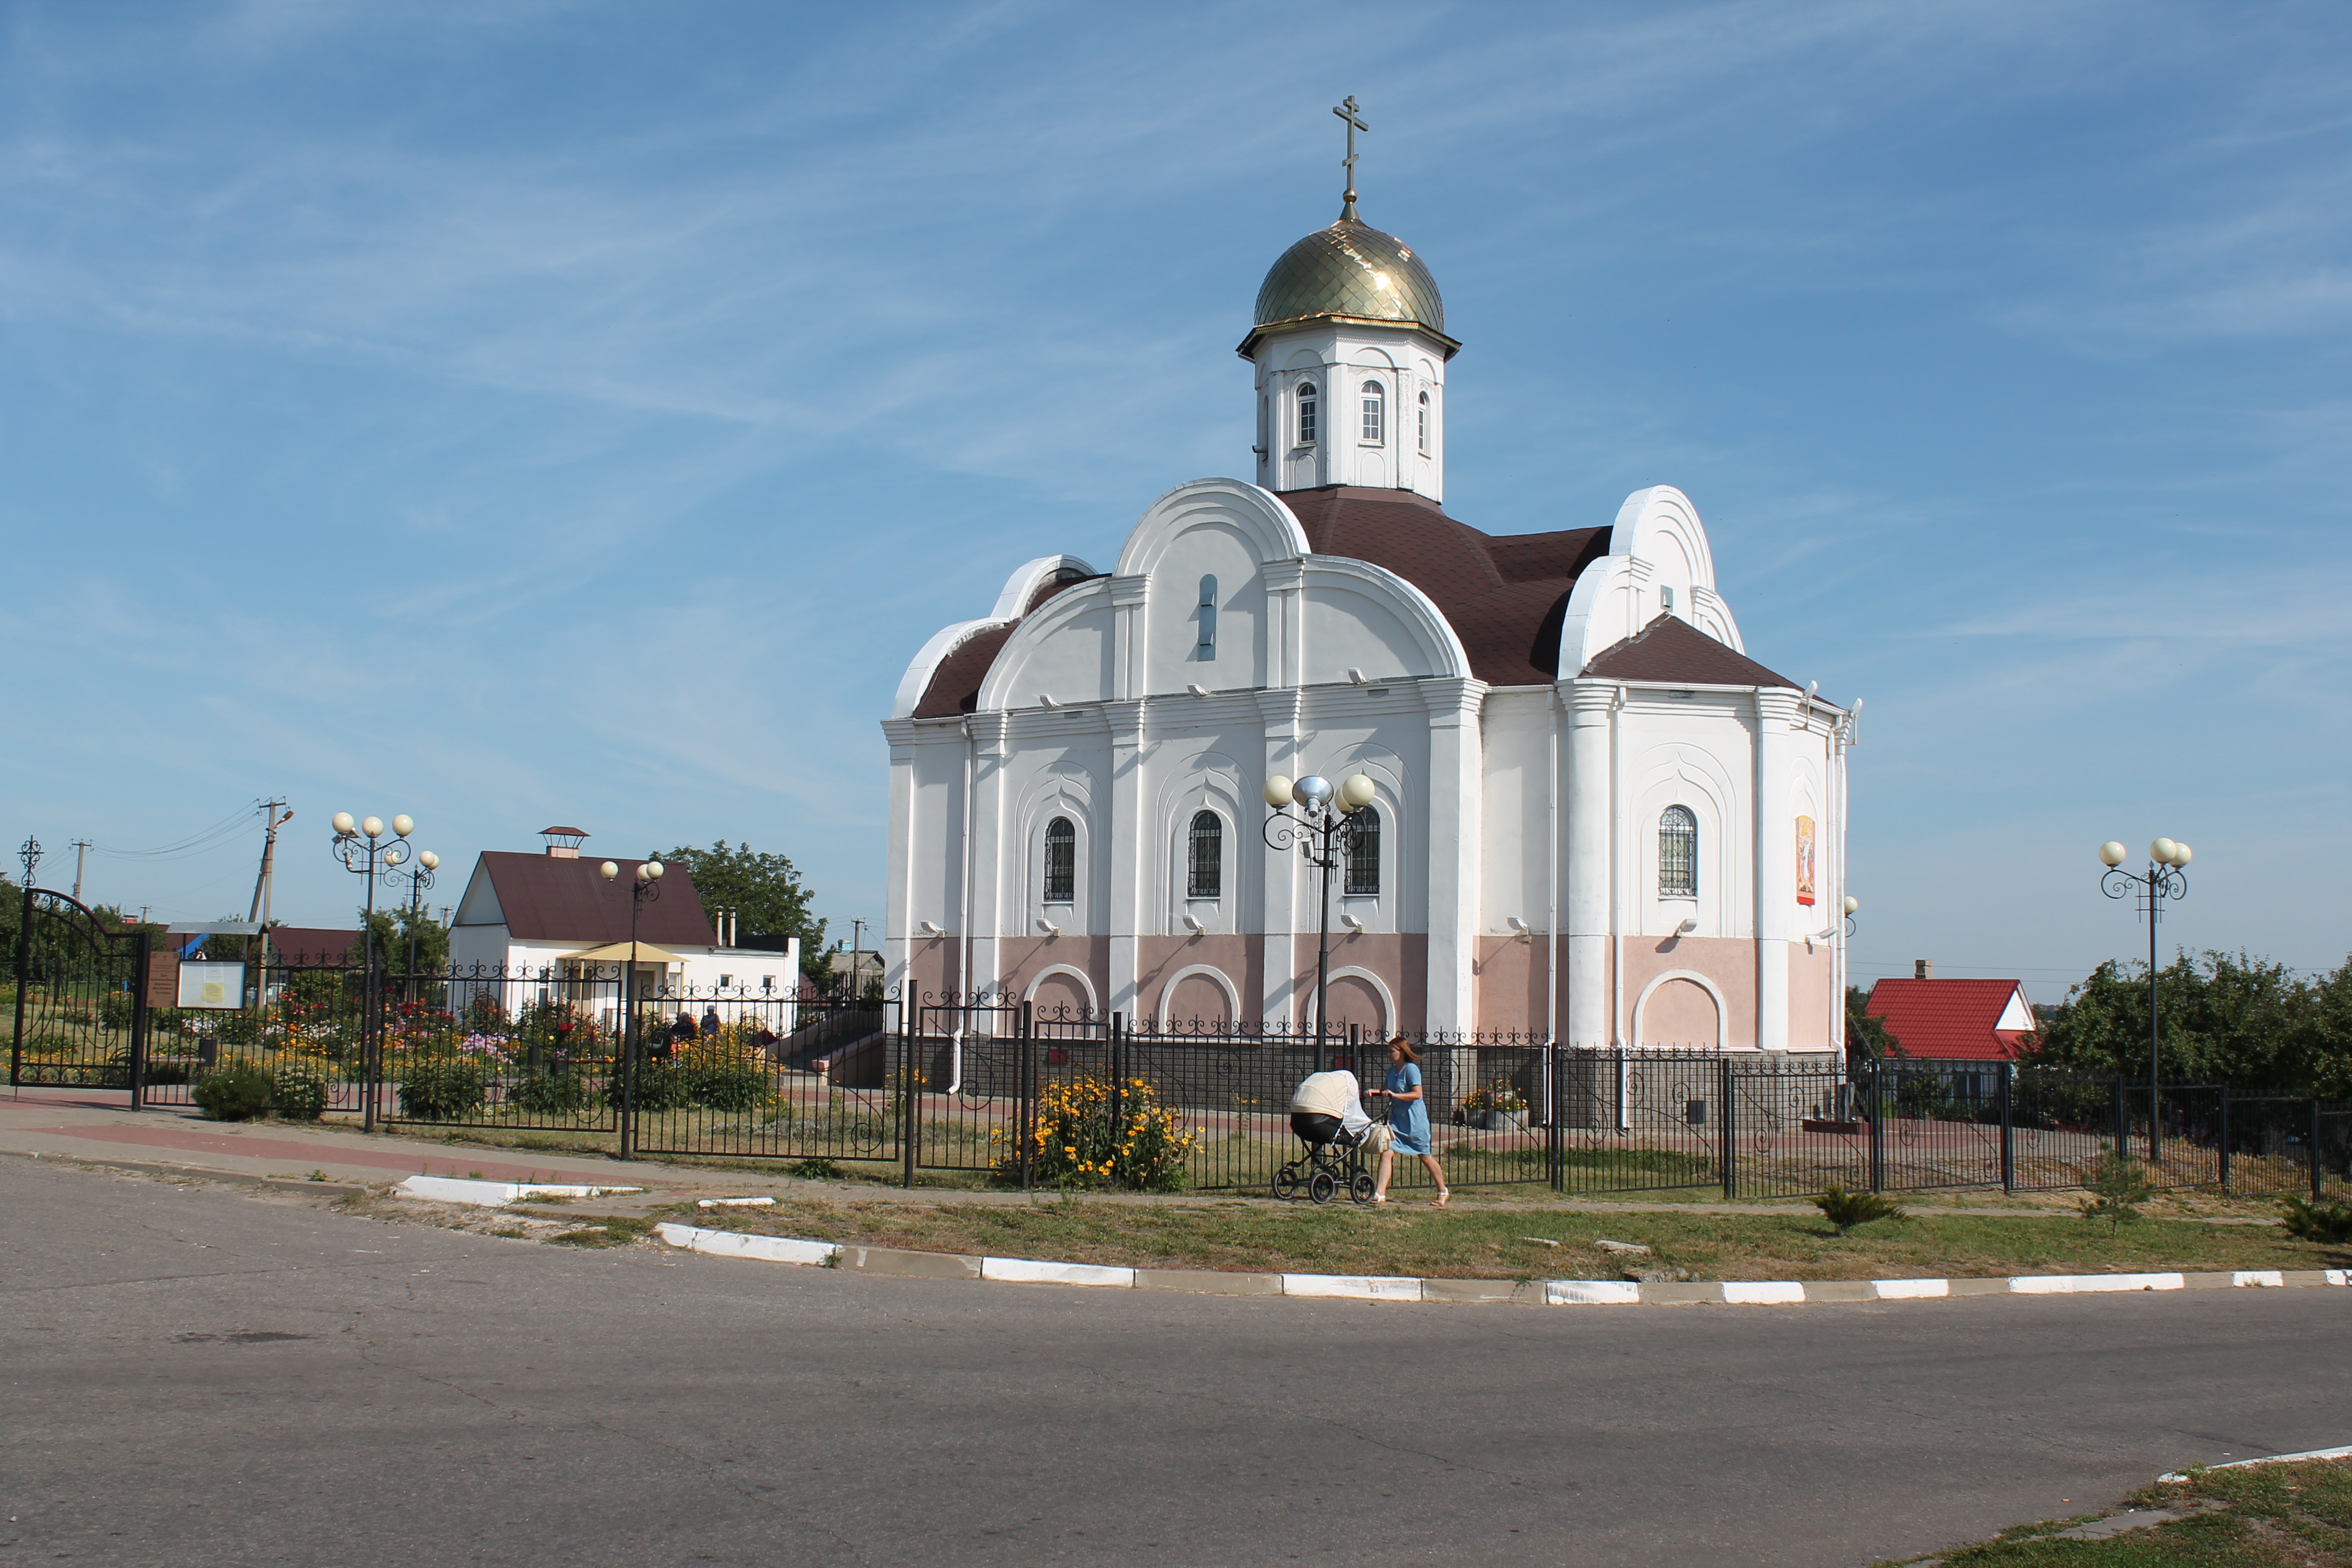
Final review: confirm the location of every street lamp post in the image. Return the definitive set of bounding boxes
[600,857,664,1159]
[330,812,415,1134]
[2098,836,2193,1165]
[383,849,440,1004]
[1262,771,1378,1066]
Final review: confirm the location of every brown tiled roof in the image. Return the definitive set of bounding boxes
[914,487,1618,709]
[260,925,363,967]
[473,852,716,946]
[1278,486,1611,687]
[1581,611,1798,689]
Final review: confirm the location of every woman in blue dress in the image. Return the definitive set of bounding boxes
[1369,1036,1450,1206]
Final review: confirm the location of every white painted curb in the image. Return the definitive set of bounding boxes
[398,1175,646,1207]
[654,1222,838,1265]
[2159,1443,2352,1483]
[647,1223,2352,1309]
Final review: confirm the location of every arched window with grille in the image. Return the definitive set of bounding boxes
[1360,380,1385,444]
[1187,811,1222,900]
[1043,817,1076,904]
[1345,806,1381,895]
[1297,382,1318,447]
[1417,390,1430,454]
[1659,806,1697,897]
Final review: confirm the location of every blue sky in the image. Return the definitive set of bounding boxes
[3,2,2346,994]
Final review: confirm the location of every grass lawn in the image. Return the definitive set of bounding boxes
[653,1195,2352,1281]
[1879,1458,2352,1565]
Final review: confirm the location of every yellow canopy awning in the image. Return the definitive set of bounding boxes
[567,941,683,965]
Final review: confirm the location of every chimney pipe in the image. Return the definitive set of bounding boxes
[1914,959,1932,980]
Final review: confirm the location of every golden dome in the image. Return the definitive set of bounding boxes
[1249,214,1447,344]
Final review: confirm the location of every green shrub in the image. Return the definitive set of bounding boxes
[99,990,135,1030]
[273,1066,329,1121]
[214,1011,261,1048]
[397,1059,488,1120]
[788,1157,842,1180]
[508,1069,589,1117]
[2079,1153,2154,1236]
[607,1060,690,1113]
[2278,1195,2352,1244]
[1814,1185,1904,1234]
[141,1059,198,1086]
[193,1062,275,1121]
[682,1060,770,1113]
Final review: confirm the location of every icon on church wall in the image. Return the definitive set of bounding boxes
[1795,816,1816,906]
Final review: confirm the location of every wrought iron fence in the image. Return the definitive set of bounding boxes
[20,944,2352,1207]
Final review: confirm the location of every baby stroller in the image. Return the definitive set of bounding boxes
[1273,1070,1381,1205]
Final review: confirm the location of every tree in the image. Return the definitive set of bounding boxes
[362,906,449,974]
[654,842,828,981]
[2025,950,2328,1091]
[1845,985,1900,1063]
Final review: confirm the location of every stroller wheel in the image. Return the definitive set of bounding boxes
[1308,1169,1337,1205]
[1272,1163,1302,1201]
[1350,1171,1378,1205]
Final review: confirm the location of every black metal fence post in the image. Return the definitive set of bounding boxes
[2312,1098,2324,1203]
[128,928,151,1109]
[1719,1055,1736,1201]
[1997,1061,2014,1194]
[1867,1059,1884,1194]
[1547,1041,1564,1194]
[9,878,29,1090]
[2112,1080,2127,1163]
[1019,1000,1035,1191]
[2218,1087,2231,1196]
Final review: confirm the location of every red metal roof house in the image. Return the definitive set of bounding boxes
[1865,973,2037,1061]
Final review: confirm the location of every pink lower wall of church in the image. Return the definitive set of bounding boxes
[1473,936,1553,1037]
[1137,936,1260,1026]
[1788,941,1836,1050]
[998,935,1115,1019]
[1619,937,1757,1050]
[1289,933,1425,1036]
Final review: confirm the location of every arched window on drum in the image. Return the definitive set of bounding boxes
[1345,807,1381,896]
[1658,806,1697,898]
[1043,817,1076,904]
[1187,811,1222,900]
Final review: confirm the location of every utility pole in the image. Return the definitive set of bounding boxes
[249,801,292,976]
[68,839,92,903]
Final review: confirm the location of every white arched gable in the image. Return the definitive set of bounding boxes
[1114,478,1309,580]
[1298,557,1469,684]
[1155,963,1242,1028]
[975,578,1115,711]
[1553,488,1747,677]
[892,618,1004,720]
[989,554,1099,622]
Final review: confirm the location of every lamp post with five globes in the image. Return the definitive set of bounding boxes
[330,812,415,1133]
[599,857,664,1158]
[1262,771,1379,1065]
[2099,836,2193,1164]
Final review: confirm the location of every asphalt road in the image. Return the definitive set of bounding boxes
[4,1159,2346,1567]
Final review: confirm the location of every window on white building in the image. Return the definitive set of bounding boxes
[1197,575,1217,658]
[1297,382,1318,446]
[1346,807,1381,895]
[1659,806,1697,897]
[1188,811,1222,899]
[1417,390,1430,454]
[1360,380,1385,444]
[1044,817,1076,903]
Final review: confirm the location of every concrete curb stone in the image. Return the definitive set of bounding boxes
[647,1221,2352,1309]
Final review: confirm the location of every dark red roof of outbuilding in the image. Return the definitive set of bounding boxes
[470,852,716,947]
[1581,611,1799,689]
[1280,486,1611,688]
[1865,978,2036,1061]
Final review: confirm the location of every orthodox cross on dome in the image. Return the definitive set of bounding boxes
[1332,95,1368,221]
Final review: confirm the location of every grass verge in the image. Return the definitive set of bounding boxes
[1880,1457,2352,1565]
[656,1197,2352,1281]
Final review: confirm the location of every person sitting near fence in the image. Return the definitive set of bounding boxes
[701,1005,723,1040]
[653,1010,694,1062]
[1288,1068,1379,1151]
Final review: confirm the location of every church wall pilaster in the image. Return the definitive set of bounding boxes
[1422,677,1485,1035]
[1105,700,1145,1019]
[1255,685,1304,1020]
[1562,680,1616,1049]
[1752,689,1803,1050]
[966,710,1011,999]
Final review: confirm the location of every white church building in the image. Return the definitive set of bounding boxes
[882,178,1856,1053]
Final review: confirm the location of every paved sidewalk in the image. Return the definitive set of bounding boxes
[0,1085,2275,1222]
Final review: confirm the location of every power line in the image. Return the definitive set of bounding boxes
[90,802,269,861]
